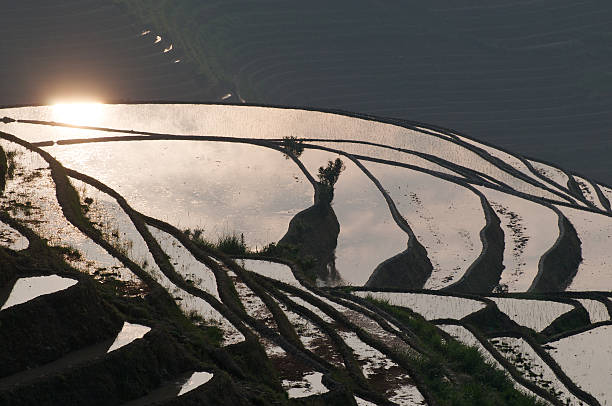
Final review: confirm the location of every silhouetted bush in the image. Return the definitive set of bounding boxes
[282,136,304,158]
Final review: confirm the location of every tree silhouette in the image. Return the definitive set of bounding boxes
[317,158,345,203]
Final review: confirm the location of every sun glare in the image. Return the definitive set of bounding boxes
[51,102,104,126]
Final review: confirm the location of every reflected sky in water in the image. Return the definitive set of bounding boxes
[0,103,586,288]
[46,140,312,249]
[364,161,484,289]
[301,149,408,285]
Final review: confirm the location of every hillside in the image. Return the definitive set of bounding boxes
[1,104,611,405]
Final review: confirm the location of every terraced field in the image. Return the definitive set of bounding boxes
[1,104,611,405]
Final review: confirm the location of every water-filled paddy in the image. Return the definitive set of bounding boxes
[0,221,28,251]
[365,161,484,289]
[0,141,133,279]
[491,336,581,405]
[528,160,570,191]
[354,291,486,320]
[177,371,214,396]
[300,148,408,285]
[47,140,312,248]
[1,275,77,310]
[107,322,151,353]
[557,206,612,291]
[575,298,609,323]
[489,297,573,332]
[475,185,559,292]
[547,325,612,405]
[573,175,605,210]
[3,103,612,402]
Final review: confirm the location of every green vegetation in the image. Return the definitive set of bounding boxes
[317,158,345,203]
[217,233,247,255]
[282,136,304,159]
[364,296,547,406]
[183,228,248,255]
[0,214,300,404]
[317,158,345,189]
[5,149,18,180]
[0,146,7,192]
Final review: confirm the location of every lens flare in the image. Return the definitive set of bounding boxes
[51,102,104,126]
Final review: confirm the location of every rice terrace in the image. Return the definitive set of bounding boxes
[1,1,612,406]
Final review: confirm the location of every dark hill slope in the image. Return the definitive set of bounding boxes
[113,0,612,183]
[0,0,220,105]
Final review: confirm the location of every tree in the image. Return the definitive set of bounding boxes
[282,136,304,159]
[317,158,345,188]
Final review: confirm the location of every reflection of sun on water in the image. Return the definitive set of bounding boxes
[51,102,104,126]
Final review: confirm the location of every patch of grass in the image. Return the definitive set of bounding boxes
[5,149,19,180]
[7,199,35,216]
[56,244,83,261]
[217,233,247,255]
[183,228,215,251]
[365,296,547,406]
[0,146,6,192]
[184,228,248,255]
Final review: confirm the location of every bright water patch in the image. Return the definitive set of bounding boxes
[354,396,377,406]
[0,221,28,250]
[240,259,301,288]
[70,178,153,281]
[575,299,609,323]
[178,371,213,396]
[354,291,485,320]
[547,325,612,405]
[365,161,484,289]
[107,322,151,353]
[492,337,582,405]
[455,135,535,180]
[558,206,612,291]
[1,275,77,310]
[0,141,131,278]
[284,372,328,398]
[3,104,564,201]
[149,226,219,300]
[338,330,424,403]
[528,160,570,190]
[574,175,605,210]
[301,149,407,285]
[490,297,573,332]
[310,140,460,177]
[476,185,559,292]
[47,141,312,249]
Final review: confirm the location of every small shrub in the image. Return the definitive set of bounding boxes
[217,233,247,255]
[282,136,304,158]
[317,158,345,188]
[184,228,215,251]
[184,228,248,255]
[5,150,19,179]
[317,158,345,202]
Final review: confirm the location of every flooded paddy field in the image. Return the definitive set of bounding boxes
[1,103,612,404]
